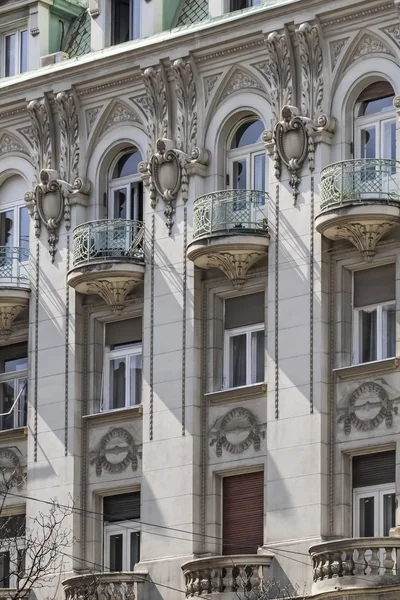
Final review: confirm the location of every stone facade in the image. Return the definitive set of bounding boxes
[0,1,400,600]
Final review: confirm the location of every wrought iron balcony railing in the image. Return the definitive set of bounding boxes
[72,219,145,268]
[0,247,29,287]
[320,158,400,212]
[310,537,400,593]
[192,190,269,241]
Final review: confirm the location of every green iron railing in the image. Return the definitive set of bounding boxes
[320,158,400,212]
[192,190,269,240]
[0,247,29,287]
[72,219,145,268]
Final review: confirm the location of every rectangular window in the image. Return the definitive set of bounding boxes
[0,514,25,589]
[353,451,395,538]
[103,319,142,411]
[104,492,140,571]
[4,30,28,77]
[224,293,264,389]
[111,0,140,45]
[353,264,396,364]
[229,0,261,11]
[223,471,263,554]
[0,344,28,431]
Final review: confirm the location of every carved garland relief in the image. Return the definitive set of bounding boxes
[338,381,394,434]
[0,448,26,490]
[209,407,266,456]
[90,427,142,476]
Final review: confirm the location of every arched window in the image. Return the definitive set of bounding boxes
[354,81,396,161]
[0,175,29,260]
[227,118,266,200]
[108,149,143,221]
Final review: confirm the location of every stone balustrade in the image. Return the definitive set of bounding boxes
[62,571,147,600]
[309,537,400,594]
[181,554,273,598]
[0,590,19,600]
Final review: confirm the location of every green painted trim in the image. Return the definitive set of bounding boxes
[51,0,83,18]
[163,0,183,30]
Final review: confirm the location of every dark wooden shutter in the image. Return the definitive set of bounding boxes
[353,451,395,488]
[223,471,263,555]
[103,492,141,523]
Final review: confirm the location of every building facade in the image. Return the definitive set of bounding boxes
[0,0,400,599]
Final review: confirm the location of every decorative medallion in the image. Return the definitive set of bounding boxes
[338,382,393,434]
[0,448,26,490]
[90,427,142,476]
[209,407,266,457]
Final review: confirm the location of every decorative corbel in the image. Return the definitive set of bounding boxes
[263,106,335,204]
[25,169,90,262]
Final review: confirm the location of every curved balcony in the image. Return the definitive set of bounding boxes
[63,572,147,600]
[310,537,400,596]
[187,190,269,288]
[316,159,400,261]
[67,219,145,313]
[181,554,273,598]
[0,247,30,340]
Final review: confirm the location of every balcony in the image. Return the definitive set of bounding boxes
[63,572,147,600]
[0,247,30,340]
[309,537,400,595]
[67,219,145,313]
[181,554,273,598]
[187,190,269,288]
[316,159,400,261]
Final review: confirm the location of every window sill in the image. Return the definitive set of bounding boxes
[83,405,143,425]
[0,426,27,442]
[334,357,399,381]
[206,383,267,405]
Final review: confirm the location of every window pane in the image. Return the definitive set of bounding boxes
[17,378,27,427]
[229,334,246,388]
[112,151,142,178]
[232,160,247,191]
[383,121,396,162]
[359,309,377,363]
[231,120,264,148]
[251,330,264,384]
[0,210,14,248]
[4,354,27,373]
[113,189,127,219]
[130,532,140,569]
[132,0,140,39]
[0,552,10,588]
[384,304,396,359]
[109,534,123,571]
[360,126,376,159]
[110,358,126,409]
[112,0,130,44]
[0,381,15,430]
[19,206,29,261]
[5,34,16,77]
[253,154,266,194]
[383,493,396,536]
[20,30,28,73]
[130,353,142,405]
[359,496,375,537]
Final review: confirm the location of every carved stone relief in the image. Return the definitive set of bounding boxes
[218,68,263,105]
[102,101,142,134]
[382,24,400,46]
[209,407,266,456]
[90,427,142,476]
[338,381,394,434]
[0,448,26,490]
[85,106,101,136]
[253,30,292,122]
[295,22,324,120]
[329,38,348,69]
[55,91,80,184]
[0,133,29,157]
[349,33,394,64]
[18,126,35,149]
[139,61,208,234]
[203,73,222,105]
[27,98,53,177]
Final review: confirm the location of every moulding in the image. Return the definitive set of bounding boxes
[334,357,400,381]
[0,427,27,443]
[0,504,25,516]
[83,405,143,426]
[206,383,267,405]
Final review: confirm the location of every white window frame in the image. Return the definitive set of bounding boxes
[227,144,266,196]
[2,27,28,78]
[104,522,140,572]
[103,342,142,411]
[352,300,396,365]
[355,107,396,160]
[110,0,141,45]
[108,153,143,220]
[223,323,264,389]
[0,355,27,431]
[353,483,395,537]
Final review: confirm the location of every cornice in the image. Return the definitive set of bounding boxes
[77,74,142,98]
[195,39,265,64]
[320,1,395,30]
